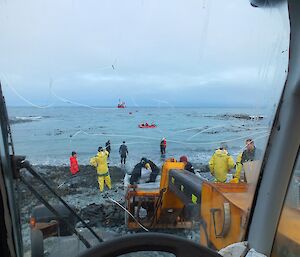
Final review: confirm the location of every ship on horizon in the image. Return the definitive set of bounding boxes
[117,99,126,108]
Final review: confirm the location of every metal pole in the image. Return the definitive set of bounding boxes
[22,161,103,243]
[20,176,91,249]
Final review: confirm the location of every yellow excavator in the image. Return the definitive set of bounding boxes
[125,158,261,251]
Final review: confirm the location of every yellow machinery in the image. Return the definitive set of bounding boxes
[125,159,195,229]
[199,181,252,250]
[199,162,261,250]
[272,207,300,256]
[125,159,261,251]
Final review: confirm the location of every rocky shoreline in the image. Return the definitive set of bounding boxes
[18,165,126,251]
[18,164,205,252]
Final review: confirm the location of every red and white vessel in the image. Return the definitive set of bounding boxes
[117,99,126,108]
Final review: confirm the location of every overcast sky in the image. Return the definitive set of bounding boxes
[0,0,290,107]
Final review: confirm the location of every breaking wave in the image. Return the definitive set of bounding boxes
[10,116,49,124]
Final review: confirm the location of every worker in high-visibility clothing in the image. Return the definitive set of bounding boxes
[231,152,243,183]
[90,147,112,192]
[209,143,235,183]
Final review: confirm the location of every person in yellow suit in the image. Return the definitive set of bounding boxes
[230,152,243,183]
[90,147,112,192]
[209,143,235,183]
[235,152,243,179]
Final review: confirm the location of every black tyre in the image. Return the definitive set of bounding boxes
[31,229,44,257]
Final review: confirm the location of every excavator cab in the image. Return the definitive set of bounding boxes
[1,1,300,257]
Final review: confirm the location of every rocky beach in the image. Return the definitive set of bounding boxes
[18,164,207,255]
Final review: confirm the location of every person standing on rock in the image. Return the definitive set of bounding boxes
[160,138,167,155]
[179,155,195,174]
[90,147,112,192]
[119,141,128,165]
[105,140,111,157]
[70,151,79,175]
[241,138,261,164]
[233,139,261,182]
[209,143,235,183]
[130,158,160,184]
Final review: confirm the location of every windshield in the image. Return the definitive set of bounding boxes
[0,1,290,256]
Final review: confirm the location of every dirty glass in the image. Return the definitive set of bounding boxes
[271,150,300,257]
[0,0,290,256]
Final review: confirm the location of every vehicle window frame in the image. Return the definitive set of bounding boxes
[247,1,300,255]
[0,1,297,257]
[0,85,23,257]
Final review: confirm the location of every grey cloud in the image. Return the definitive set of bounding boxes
[0,0,289,107]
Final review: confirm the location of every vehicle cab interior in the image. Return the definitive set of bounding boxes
[0,0,300,257]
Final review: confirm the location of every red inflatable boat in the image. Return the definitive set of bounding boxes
[138,124,157,128]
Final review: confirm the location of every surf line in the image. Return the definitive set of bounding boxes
[68,129,269,146]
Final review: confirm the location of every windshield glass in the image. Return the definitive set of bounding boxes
[0,0,290,256]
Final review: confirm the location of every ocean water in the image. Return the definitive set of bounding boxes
[8,107,271,170]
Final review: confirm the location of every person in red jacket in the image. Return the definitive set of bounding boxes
[70,151,79,175]
[160,138,167,155]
